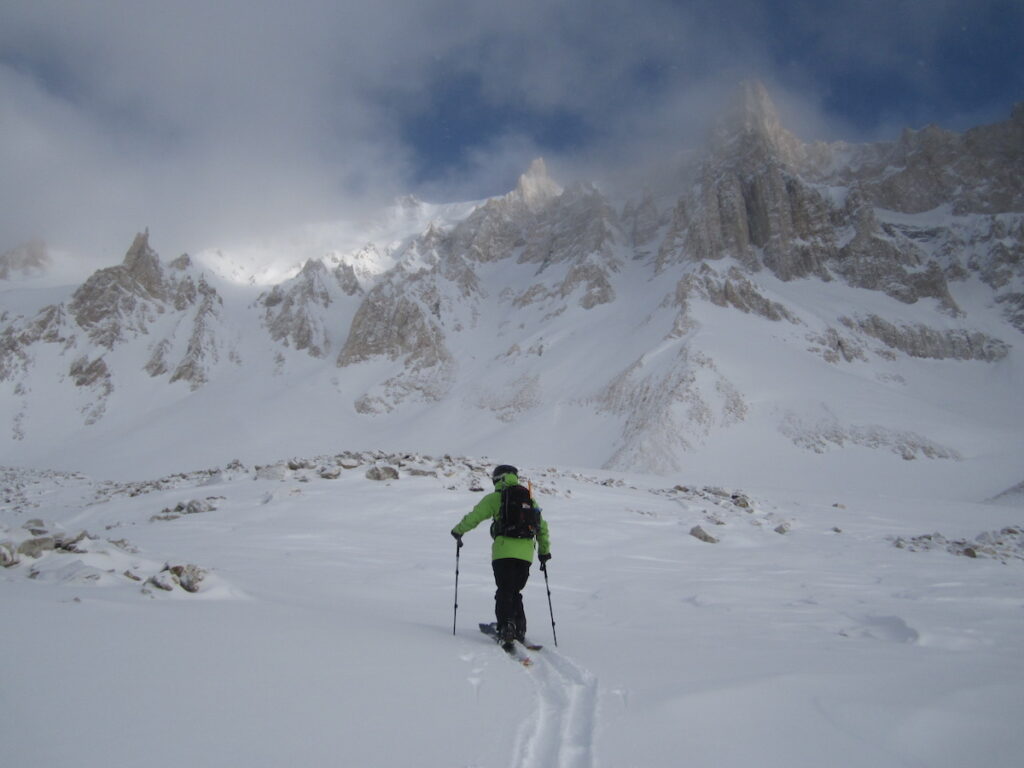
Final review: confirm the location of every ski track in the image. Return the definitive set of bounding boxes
[509,648,599,768]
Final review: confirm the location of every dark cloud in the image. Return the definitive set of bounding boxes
[1,0,1020,261]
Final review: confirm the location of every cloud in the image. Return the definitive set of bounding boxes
[1,0,1020,262]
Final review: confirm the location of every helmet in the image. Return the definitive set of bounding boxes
[491,464,518,485]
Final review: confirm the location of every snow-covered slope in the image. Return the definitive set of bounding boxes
[3,455,1022,767]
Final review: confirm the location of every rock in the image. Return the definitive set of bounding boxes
[17,536,56,558]
[319,467,342,480]
[842,315,1009,361]
[406,468,437,477]
[145,571,176,591]
[690,525,719,544]
[774,523,791,535]
[258,259,359,359]
[1,540,19,567]
[150,512,180,522]
[255,464,288,481]
[55,530,93,553]
[146,563,207,593]
[168,564,207,593]
[186,499,214,515]
[366,466,399,481]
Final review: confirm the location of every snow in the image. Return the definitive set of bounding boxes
[192,196,482,286]
[3,149,1024,766]
[3,457,1023,768]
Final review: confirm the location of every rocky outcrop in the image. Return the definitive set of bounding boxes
[258,258,360,359]
[69,231,168,348]
[337,279,452,370]
[842,315,1010,361]
[655,85,1021,331]
[779,409,961,460]
[657,82,837,281]
[679,264,800,322]
[444,162,559,265]
[847,104,1024,216]
[68,355,113,424]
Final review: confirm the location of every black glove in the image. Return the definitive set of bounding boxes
[538,552,551,569]
[451,530,463,547]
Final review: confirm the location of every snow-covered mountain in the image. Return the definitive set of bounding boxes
[1,83,1021,500]
[3,82,1024,768]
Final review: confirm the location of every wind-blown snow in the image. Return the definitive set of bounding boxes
[192,196,481,286]
[2,455,1022,767]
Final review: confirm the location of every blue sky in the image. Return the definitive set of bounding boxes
[1,0,1021,259]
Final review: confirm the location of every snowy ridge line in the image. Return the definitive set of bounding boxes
[510,648,598,768]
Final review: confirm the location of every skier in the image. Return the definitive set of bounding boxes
[451,464,551,648]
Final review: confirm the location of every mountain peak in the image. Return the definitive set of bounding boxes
[512,157,562,211]
[711,80,801,164]
[124,229,154,266]
[732,80,781,130]
[121,229,164,295]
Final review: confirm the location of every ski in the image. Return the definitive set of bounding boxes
[478,622,543,652]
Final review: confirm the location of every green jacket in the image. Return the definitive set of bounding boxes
[453,475,551,563]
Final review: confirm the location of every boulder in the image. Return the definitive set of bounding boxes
[1,540,19,568]
[168,564,207,593]
[690,525,719,544]
[145,563,207,593]
[17,536,56,558]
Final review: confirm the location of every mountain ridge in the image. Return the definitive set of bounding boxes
[1,84,1021,496]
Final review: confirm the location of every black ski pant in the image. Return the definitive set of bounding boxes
[492,557,531,639]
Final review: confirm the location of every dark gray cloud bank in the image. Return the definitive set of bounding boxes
[1,0,1021,261]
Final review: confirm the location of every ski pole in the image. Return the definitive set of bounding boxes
[453,539,461,635]
[542,561,558,647]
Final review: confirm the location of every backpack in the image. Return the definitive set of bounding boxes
[492,484,540,539]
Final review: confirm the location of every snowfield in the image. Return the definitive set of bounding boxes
[3,453,1022,768]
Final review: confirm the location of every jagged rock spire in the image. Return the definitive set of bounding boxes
[711,79,803,166]
[512,157,562,212]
